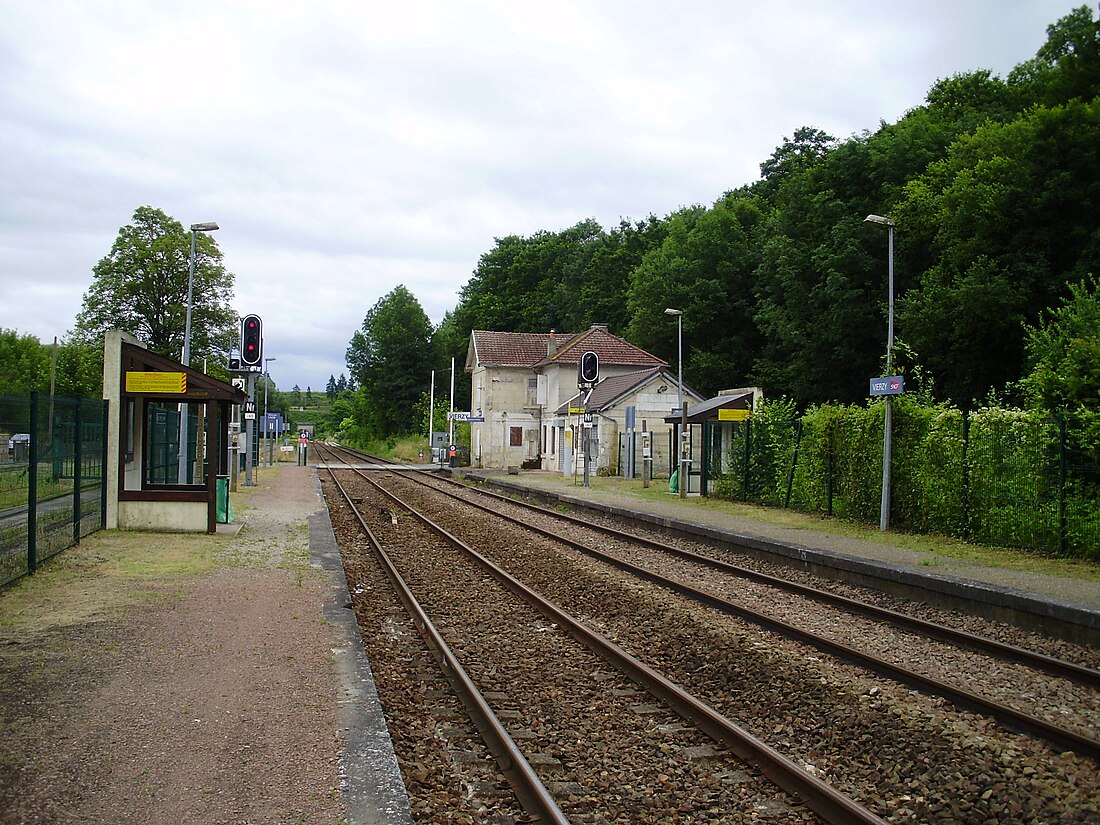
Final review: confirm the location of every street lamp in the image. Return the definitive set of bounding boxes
[865,213,895,530]
[264,356,277,466]
[664,307,687,499]
[178,221,219,484]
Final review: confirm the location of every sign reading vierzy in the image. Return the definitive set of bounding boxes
[869,375,905,396]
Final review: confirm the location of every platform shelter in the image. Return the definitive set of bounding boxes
[665,388,762,495]
[103,330,247,533]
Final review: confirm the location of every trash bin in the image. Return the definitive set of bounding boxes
[669,468,679,494]
[216,475,232,523]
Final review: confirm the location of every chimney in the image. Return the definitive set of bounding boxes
[547,329,556,356]
[590,323,609,333]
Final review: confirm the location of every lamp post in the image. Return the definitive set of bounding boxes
[263,356,277,466]
[865,214,895,530]
[664,308,687,499]
[178,221,219,484]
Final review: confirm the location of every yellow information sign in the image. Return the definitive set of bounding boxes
[126,371,187,394]
[718,408,751,421]
[568,407,586,414]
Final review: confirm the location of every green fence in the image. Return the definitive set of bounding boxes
[1,393,109,586]
[710,401,1100,560]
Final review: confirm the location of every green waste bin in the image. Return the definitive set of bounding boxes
[669,468,679,494]
[216,475,232,523]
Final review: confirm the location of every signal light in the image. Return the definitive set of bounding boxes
[241,314,263,366]
[579,350,600,384]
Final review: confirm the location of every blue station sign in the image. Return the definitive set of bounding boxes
[869,375,905,396]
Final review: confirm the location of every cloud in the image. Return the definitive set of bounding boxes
[0,0,1077,390]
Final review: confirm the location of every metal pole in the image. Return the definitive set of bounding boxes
[245,372,256,486]
[178,228,197,484]
[678,314,687,499]
[429,370,435,461]
[448,357,455,448]
[879,222,894,531]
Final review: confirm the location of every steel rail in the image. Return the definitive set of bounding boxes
[324,442,1098,688]
[324,443,1098,688]
[320,459,571,825]
[341,463,889,825]
[380,469,1100,763]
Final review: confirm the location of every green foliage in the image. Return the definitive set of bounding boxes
[712,396,1099,559]
[345,285,434,439]
[895,97,1100,404]
[0,332,101,397]
[74,206,238,363]
[0,329,50,394]
[412,391,453,437]
[1021,275,1100,412]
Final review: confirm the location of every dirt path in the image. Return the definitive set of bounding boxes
[0,465,348,824]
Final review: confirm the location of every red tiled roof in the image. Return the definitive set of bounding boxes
[470,325,667,370]
[536,325,667,369]
[470,330,552,367]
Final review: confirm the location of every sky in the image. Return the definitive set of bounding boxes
[0,0,1081,393]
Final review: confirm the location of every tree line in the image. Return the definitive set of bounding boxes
[337,6,1100,445]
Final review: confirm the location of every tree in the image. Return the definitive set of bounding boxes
[0,329,51,394]
[326,375,337,400]
[1021,275,1100,412]
[346,285,434,438]
[627,197,765,397]
[74,206,238,364]
[1009,5,1100,107]
[895,98,1100,404]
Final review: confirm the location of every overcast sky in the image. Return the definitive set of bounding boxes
[0,0,1078,392]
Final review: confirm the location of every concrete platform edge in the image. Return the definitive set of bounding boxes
[465,472,1100,643]
[309,473,414,825]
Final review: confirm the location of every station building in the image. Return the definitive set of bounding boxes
[465,324,704,477]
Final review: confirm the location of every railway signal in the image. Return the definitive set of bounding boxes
[578,350,599,389]
[241,314,263,367]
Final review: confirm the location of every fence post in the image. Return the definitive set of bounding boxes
[742,419,751,502]
[1059,413,1067,557]
[961,410,970,540]
[100,399,109,529]
[785,419,803,509]
[27,392,39,574]
[826,421,834,517]
[73,397,83,544]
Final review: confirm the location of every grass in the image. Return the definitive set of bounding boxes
[0,530,226,641]
[486,471,1100,584]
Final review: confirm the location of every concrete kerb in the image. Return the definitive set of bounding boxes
[309,471,414,825]
[462,471,1100,646]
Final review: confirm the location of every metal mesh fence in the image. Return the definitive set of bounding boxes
[709,405,1100,560]
[1,393,108,586]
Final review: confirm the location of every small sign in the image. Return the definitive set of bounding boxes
[125,371,186,394]
[718,409,751,422]
[466,416,485,423]
[869,375,905,396]
[568,406,586,414]
[447,411,471,421]
[583,412,594,429]
[243,400,256,421]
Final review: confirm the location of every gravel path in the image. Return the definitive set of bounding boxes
[0,465,347,824]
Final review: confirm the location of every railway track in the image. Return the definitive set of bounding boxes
[317,443,1100,822]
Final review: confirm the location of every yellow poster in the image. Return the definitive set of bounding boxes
[718,408,750,421]
[126,372,187,393]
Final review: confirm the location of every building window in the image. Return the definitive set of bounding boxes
[510,426,523,447]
